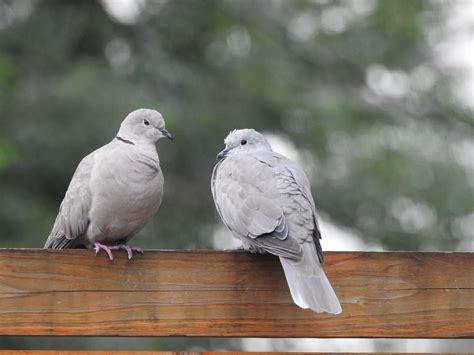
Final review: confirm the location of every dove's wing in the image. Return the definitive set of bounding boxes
[271,152,324,263]
[44,152,94,249]
[212,153,302,259]
[256,151,340,314]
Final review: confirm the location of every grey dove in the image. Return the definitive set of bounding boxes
[211,129,342,314]
[44,108,172,260]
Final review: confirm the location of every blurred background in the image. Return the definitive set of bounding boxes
[0,0,472,352]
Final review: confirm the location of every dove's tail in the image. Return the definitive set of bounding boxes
[279,243,342,314]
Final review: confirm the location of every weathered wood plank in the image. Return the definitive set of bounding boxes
[0,249,472,338]
[0,352,177,355]
[0,353,175,355]
[0,354,436,355]
[6,354,398,355]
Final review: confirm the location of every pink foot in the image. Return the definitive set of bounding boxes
[94,242,114,261]
[109,244,143,260]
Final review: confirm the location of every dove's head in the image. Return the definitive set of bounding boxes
[117,108,172,144]
[217,129,272,161]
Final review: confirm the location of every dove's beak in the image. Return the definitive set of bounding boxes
[216,147,230,161]
[160,129,173,140]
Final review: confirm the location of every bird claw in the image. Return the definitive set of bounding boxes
[109,244,143,260]
[94,242,114,261]
[94,242,142,260]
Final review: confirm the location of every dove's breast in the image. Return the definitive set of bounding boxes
[85,144,164,245]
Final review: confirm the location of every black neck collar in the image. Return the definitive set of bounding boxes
[116,135,135,145]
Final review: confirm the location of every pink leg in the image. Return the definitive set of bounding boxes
[109,244,143,260]
[94,242,114,261]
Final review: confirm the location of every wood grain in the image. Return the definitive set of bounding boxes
[1,354,441,355]
[0,352,416,355]
[0,249,472,338]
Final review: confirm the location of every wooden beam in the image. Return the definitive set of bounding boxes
[0,352,407,355]
[0,249,472,338]
[0,352,420,355]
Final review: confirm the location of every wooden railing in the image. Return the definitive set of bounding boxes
[0,249,472,341]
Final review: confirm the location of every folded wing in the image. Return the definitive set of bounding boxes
[44,154,94,249]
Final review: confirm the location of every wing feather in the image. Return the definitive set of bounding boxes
[44,153,94,249]
[282,159,324,263]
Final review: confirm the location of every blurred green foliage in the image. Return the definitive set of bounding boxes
[0,0,472,351]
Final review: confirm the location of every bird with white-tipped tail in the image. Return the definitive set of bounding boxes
[211,129,341,314]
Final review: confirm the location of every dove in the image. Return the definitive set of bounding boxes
[211,129,341,314]
[44,108,172,260]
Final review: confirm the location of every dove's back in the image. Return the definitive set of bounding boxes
[212,149,341,314]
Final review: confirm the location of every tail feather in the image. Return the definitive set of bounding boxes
[279,243,342,314]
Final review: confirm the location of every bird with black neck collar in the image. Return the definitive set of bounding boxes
[44,108,172,260]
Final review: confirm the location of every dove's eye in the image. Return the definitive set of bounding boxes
[241,140,247,145]
[143,119,150,126]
